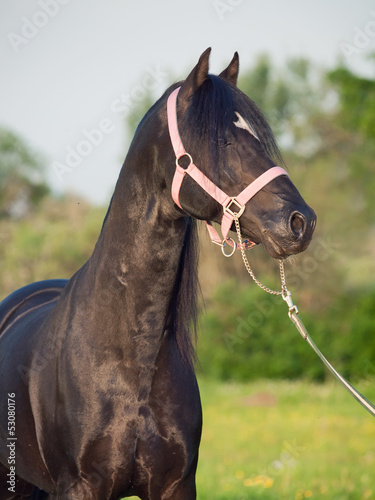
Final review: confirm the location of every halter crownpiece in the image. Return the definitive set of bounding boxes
[167,86,289,255]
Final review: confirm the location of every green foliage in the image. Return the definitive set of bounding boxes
[238,54,271,112]
[0,127,49,217]
[238,55,323,143]
[324,65,375,222]
[327,66,375,140]
[0,197,106,300]
[197,281,375,383]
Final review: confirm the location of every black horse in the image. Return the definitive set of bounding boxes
[0,49,316,499]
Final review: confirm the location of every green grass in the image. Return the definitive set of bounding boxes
[196,378,375,500]
[126,378,375,500]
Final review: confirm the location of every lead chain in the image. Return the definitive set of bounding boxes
[233,217,288,296]
[233,217,375,417]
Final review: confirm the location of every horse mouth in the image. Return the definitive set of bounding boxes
[260,229,314,259]
[244,230,287,259]
[240,227,313,259]
[262,235,290,259]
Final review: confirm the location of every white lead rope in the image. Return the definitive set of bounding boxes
[231,217,375,417]
[282,289,375,417]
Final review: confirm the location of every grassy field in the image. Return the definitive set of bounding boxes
[196,378,375,500]
[127,378,375,500]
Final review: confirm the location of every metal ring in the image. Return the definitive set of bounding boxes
[176,153,193,170]
[221,238,236,258]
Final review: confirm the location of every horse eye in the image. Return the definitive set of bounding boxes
[218,138,232,148]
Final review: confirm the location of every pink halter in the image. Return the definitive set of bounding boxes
[167,86,288,253]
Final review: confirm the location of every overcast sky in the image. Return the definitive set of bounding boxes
[1,0,374,205]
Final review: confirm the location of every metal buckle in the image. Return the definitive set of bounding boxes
[176,153,193,170]
[223,197,245,218]
[221,238,236,258]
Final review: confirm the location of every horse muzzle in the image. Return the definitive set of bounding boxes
[257,205,317,259]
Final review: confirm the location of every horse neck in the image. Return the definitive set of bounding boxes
[81,129,196,365]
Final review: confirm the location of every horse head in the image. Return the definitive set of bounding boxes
[166,48,316,259]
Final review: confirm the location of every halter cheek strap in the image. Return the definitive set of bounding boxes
[167,86,289,253]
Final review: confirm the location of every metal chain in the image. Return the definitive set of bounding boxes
[233,217,287,296]
[232,216,375,417]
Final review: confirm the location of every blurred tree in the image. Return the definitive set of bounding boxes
[0,127,49,218]
[238,54,272,112]
[325,64,375,224]
[327,64,375,140]
[125,94,155,139]
[238,55,324,147]
[0,196,105,300]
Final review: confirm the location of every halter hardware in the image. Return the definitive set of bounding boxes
[176,153,193,170]
[220,238,237,258]
[223,197,245,219]
[167,86,289,254]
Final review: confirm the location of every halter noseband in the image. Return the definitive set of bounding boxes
[167,86,288,255]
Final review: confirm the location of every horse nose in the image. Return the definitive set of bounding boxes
[290,210,316,241]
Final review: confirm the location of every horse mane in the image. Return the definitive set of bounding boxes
[169,217,200,366]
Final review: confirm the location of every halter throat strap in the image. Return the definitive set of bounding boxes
[167,86,288,249]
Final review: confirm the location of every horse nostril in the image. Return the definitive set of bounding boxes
[290,212,306,239]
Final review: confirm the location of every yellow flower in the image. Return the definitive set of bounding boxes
[243,475,273,488]
[235,470,244,479]
[295,490,304,500]
[264,478,274,489]
[304,491,313,498]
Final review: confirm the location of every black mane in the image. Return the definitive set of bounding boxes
[169,217,199,365]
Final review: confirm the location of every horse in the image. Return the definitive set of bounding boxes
[0,48,316,499]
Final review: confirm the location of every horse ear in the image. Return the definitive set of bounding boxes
[219,52,239,86]
[178,47,211,108]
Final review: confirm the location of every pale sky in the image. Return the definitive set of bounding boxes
[1,0,374,205]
